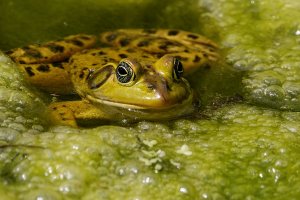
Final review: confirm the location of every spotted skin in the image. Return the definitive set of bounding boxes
[99,29,218,73]
[7,34,96,64]
[7,34,97,94]
[7,29,218,127]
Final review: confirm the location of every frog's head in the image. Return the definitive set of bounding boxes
[84,55,196,119]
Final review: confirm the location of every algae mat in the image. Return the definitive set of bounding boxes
[1,0,300,199]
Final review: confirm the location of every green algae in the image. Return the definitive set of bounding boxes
[204,0,300,110]
[1,0,300,199]
[1,105,300,199]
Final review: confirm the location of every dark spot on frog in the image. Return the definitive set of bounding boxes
[98,51,106,55]
[168,30,179,36]
[103,57,117,63]
[142,55,149,58]
[25,66,35,77]
[62,105,66,107]
[79,71,84,79]
[158,41,175,51]
[106,33,117,42]
[69,39,84,47]
[119,53,128,58]
[79,67,89,79]
[52,107,57,110]
[45,43,65,53]
[92,51,106,56]
[120,38,130,47]
[184,49,189,53]
[203,53,208,58]
[143,29,157,34]
[155,53,165,58]
[137,40,149,47]
[19,61,26,64]
[5,50,14,55]
[37,64,50,72]
[187,34,199,39]
[25,49,42,58]
[52,62,64,69]
[158,44,168,51]
[193,55,201,63]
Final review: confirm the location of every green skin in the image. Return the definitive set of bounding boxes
[6,29,218,127]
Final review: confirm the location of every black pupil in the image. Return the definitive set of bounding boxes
[118,66,128,76]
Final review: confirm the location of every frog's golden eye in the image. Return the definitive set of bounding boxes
[173,58,184,80]
[116,61,135,85]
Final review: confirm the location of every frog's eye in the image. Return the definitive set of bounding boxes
[116,61,135,85]
[173,58,184,80]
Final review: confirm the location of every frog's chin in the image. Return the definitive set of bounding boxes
[85,92,197,120]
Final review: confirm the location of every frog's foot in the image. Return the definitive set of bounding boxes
[48,102,78,127]
[48,100,112,127]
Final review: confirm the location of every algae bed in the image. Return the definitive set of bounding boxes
[1,0,300,199]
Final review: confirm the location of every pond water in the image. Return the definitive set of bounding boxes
[1,0,300,199]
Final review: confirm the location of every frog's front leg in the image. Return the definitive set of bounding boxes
[48,100,112,127]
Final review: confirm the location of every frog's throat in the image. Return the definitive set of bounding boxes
[85,92,194,110]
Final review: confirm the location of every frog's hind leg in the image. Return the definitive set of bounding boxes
[6,34,97,94]
[6,34,97,64]
[19,62,74,94]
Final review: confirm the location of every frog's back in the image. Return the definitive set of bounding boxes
[99,29,218,73]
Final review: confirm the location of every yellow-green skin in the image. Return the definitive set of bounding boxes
[6,29,218,127]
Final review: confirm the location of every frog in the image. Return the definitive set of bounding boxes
[6,29,218,127]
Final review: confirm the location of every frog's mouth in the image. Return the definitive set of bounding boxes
[85,89,195,111]
[86,91,196,120]
[86,95,152,110]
